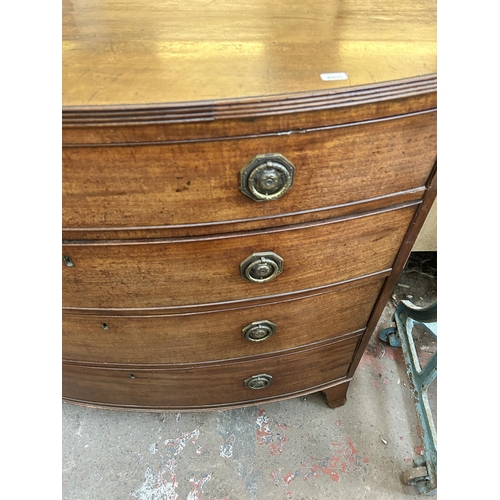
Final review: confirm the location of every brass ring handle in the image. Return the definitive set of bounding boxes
[240,154,295,201]
[244,374,273,389]
[240,252,283,283]
[242,320,276,342]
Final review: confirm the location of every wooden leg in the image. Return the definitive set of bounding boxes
[321,382,349,409]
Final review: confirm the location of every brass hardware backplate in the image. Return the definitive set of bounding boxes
[240,153,294,201]
[240,252,283,283]
[244,374,273,389]
[242,320,277,342]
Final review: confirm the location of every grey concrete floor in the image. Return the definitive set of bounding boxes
[62,253,437,500]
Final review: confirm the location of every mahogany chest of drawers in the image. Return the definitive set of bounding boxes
[62,0,437,411]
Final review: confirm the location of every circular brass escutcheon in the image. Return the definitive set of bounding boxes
[240,154,295,202]
[242,320,277,342]
[240,252,283,283]
[244,374,273,389]
[248,161,291,198]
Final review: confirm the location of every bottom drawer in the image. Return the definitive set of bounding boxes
[62,335,359,410]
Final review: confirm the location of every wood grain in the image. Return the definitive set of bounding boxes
[62,88,436,145]
[61,1,437,411]
[63,0,436,107]
[347,164,437,378]
[62,188,424,241]
[62,203,417,309]
[63,112,436,230]
[321,380,350,409]
[62,335,359,409]
[63,274,384,365]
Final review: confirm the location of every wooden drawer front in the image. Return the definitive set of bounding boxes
[62,204,416,309]
[62,336,358,409]
[62,112,436,229]
[63,274,384,365]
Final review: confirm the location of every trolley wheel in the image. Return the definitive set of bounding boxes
[378,324,401,347]
[402,466,429,486]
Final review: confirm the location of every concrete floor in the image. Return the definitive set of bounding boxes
[62,253,437,500]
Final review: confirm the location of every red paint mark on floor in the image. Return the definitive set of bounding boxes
[188,475,211,499]
[347,439,357,457]
[133,464,179,500]
[256,415,272,446]
[303,471,318,480]
[359,343,402,385]
[301,437,368,484]
[360,351,387,376]
[305,459,341,482]
[416,425,423,438]
[370,375,390,387]
[384,346,404,363]
[270,436,287,456]
[414,446,425,455]
[256,412,369,496]
[283,471,300,485]
[255,409,288,456]
[164,429,200,457]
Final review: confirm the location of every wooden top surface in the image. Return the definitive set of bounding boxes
[62,0,436,109]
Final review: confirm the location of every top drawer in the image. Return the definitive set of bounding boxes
[62,112,436,230]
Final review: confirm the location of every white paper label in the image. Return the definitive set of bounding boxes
[320,72,348,81]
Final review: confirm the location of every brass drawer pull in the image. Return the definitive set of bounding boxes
[244,374,273,389]
[240,154,294,201]
[240,252,283,283]
[242,320,276,342]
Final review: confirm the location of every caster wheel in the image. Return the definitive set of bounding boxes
[378,325,401,347]
[402,465,429,486]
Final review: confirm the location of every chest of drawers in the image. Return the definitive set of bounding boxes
[62,0,437,411]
